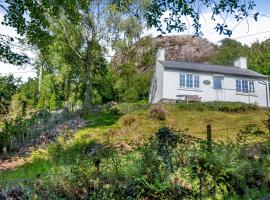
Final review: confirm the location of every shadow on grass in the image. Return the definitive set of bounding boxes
[84,112,120,128]
[0,157,54,185]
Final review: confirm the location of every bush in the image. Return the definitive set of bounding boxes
[237,124,265,142]
[177,101,259,112]
[239,124,265,136]
[108,101,149,115]
[149,106,166,120]
[122,115,136,126]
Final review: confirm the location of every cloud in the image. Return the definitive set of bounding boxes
[144,11,270,46]
[0,12,36,81]
[1,8,270,81]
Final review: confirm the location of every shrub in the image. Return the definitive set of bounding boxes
[237,124,265,142]
[263,110,270,136]
[149,106,166,120]
[122,115,136,126]
[108,101,149,115]
[177,101,259,112]
[239,124,265,136]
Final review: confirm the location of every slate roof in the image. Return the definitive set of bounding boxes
[159,60,267,78]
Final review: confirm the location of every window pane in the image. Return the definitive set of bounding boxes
[236,80,241,92]
[194,76,199,88]
[242,80,249,93]
[180,74,185,87]
[249,81,255,93]
[214,77,222,90]
[186,74,193,88]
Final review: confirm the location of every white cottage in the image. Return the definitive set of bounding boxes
[149,49,269,107]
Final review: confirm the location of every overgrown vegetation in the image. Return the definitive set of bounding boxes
[0,123,269,199]
[0,0,269,199]
[177,101,260,112]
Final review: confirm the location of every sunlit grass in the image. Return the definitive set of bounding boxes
[1,103,268,183]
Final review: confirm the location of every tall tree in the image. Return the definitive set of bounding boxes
[0,75,20,114]
[210,38,250,66]
[248,39,270,77]
[0,0,260,64]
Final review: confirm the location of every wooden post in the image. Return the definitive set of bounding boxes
[207,124,212,152]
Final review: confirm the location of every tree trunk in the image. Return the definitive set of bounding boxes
[83,63,92,113]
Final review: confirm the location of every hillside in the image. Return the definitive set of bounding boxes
[111,35,218,71]
[0,102,269,199]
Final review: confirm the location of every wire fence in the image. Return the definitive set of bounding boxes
[184,123,268,143]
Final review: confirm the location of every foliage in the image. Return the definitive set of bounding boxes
[0,75,20,114]
[112,36,156,102]
[0,0,87,64]
[264,110,270,136]
[1,126,269,199]
[122,115,136,126]
[209,38,270,79]
[149,106,166,120]
[0,0,259,65]
[0,34,29,65]
[115,0,258,36]
[177,101,259,112]
[237,124,265,142]
[210,38,250,66]
[8,78,39,119]
[248,39,270,77]
[108,101,149,115]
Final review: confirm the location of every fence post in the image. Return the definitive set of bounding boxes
[206,124,212,152]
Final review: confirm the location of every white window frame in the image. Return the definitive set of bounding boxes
[179,73,200,89]
[235,79,255,94]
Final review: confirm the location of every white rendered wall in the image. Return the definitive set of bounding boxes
[149,61,164,103]
[162,69,269,107]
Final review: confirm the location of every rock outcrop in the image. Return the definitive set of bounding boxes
[154,35,217,62]
[111,35,218,72]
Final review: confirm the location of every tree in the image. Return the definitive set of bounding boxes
[0,0,260,65]
[111,36,156,102]
[248,39,270,77]
[8,78,39,118]
[210,38,250,66]
[114,0,259,36]
[0,0,87,64]
[0,74,20,114]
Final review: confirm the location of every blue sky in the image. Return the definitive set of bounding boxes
[1,1,270,81]
[254,0,270,14]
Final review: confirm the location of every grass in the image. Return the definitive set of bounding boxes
[0,103,268,184]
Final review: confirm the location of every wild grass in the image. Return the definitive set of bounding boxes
[0,102,269,199]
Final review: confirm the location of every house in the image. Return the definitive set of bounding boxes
[149,49,269,107]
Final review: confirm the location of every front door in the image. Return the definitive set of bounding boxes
[213,76,224,101]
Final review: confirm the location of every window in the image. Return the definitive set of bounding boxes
[242,80,248,93]
[180,74,185,87]
[236,80,241,92]
[194,76,199,88]
[179,74,200,89]
[235,80,255,93]
[213,76,223,90]
[249,81,255,93]
[186,74,193,88]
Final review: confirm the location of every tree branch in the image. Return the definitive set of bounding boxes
[58,20,83,59]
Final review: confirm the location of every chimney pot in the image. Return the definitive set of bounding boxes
[234,57,247,69]
[156,49,165,61]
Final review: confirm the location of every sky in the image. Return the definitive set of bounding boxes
[1,0,270,81]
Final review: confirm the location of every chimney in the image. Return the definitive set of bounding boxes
[156,49,165,61]
[234,57,247,69]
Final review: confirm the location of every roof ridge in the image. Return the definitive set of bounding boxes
[159,60,266,78]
